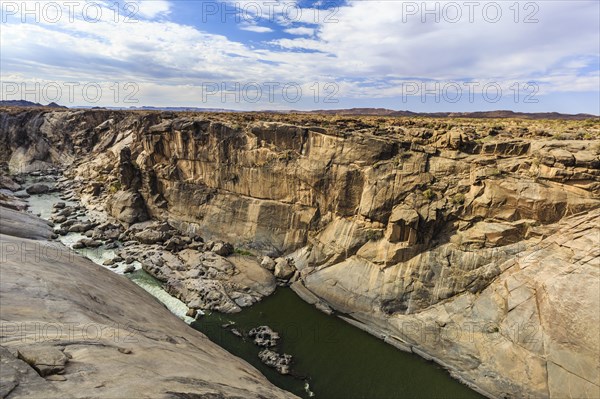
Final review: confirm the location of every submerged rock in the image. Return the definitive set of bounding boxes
[248,326,280,348]
[258,349,292,375]
[72,238,102,249]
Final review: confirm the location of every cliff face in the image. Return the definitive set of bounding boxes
[1,107,599,398]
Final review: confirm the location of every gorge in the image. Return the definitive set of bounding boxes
[1,106,599,398]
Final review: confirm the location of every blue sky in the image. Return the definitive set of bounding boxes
[1,0,599,113]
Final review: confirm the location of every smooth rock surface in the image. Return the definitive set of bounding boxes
[0,208,295,399]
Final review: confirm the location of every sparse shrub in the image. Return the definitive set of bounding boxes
[451,193,465,205]
[108,181,122,193]
[365,230,383,241]
[423,188,435,200]
[552,133,568,140]
[234,248,253,256]
[488,126,502,136]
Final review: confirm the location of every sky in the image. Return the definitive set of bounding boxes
[0,0,599,113]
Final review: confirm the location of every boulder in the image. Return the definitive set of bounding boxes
[17,346,68,377]
[73,238,102,249]
[57,207,74,217]
[68,222,93,233]
[107,190,148,225]
[135,229,165,245]
[0,175,21,191]
[260,256,276,271]
[164,236,185,251]
[25,184,50,195]
[123,265,135,273]
[274,258,295,280]
[213,242,234,257]
[51,215,67,224]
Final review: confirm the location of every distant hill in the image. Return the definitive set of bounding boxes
[2,102,597,120]
[0,100,67,108]
[440,110,598,120]
[304,108,597,120]
[74,105,240,113]
[308,108,400,116]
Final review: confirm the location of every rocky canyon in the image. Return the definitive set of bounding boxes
[1,106,599,398]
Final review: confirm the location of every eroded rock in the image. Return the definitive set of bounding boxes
[258,349,292,375]
[248,326,280,348]
[17,346,68,377]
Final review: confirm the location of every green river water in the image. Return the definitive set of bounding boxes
[191,288,481,399]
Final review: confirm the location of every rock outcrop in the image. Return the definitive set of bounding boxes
[0,205,295,399]
[1,107,599,398]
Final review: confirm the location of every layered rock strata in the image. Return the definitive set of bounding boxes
[1,107,599,398]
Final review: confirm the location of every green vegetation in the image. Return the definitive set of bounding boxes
[422,188,435,200]
[108,181,122,193]
[234,248,254,256]
[365,229,383,241]
[552,133,569,140]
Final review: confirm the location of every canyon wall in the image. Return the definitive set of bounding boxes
[1,107,599,398]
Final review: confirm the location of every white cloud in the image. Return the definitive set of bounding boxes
[239,24,273,33]
[284,26,314,36]
[271,1,600,81]
[134,0,172,19]
[1,0,598,111]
